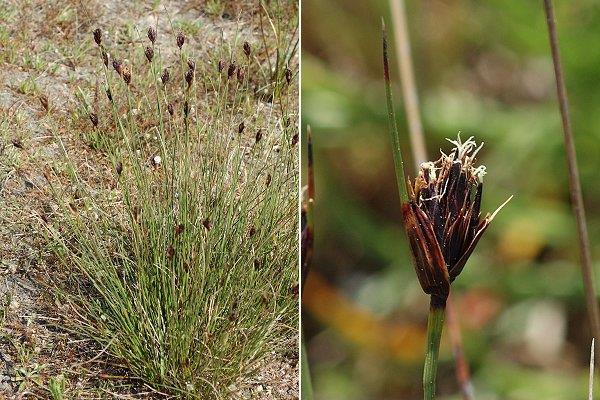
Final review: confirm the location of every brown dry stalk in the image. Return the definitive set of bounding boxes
[301,126,315,294]
[388,0,427,164]
[388,1,475,398]
[543,0,600,343]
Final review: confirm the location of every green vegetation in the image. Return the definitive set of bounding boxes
[42,5,298,398]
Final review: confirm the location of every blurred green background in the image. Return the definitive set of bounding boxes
[301,0,600,399]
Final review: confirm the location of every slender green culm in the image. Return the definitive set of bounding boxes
[301,332,314,400]
[423,301,445,400]
[382,19,408,204]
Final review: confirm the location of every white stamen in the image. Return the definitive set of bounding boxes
[474,165,487,183]
[420,161,437,181]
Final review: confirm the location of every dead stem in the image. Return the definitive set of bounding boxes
[388,0,427,165]
[543,0,600,344]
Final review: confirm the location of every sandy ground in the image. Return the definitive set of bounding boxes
[0,0,298,398]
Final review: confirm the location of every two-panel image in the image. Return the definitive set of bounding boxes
[0,1,598,399]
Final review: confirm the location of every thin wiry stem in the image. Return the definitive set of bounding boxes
[589,338,595,400]
[543,0,600,343]
[301,333,314,400]
[301,126,315,400]
[382,20,409,204]
[387,4,475,398]
[302,126,315,292]
[424,301,445,400]
[388,0,427,165]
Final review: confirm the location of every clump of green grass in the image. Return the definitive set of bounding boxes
[44,16,298,398]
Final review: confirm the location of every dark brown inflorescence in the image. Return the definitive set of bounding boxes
[285,68,292,85]
[112,59,123,76]
[89,113,99,127]
[176,32,185,49]
[122,66,132,85]
[161,68,170,85]
[401,136,510,306]
[147,26,156,44]
[243,41,251,58]
[145,46,154,62]
[218,59,226,73]
[187,58,195,71]
[93,28,102,45]
[227,62,236,79]
[185,69,194,86]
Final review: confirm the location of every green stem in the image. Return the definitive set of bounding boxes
[382,20,409,204]
[301,333,314,400]
[424,298,446,400]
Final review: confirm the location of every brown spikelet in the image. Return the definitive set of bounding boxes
[185,69,194,86]
[254,259,261,270]
[116,161,123,175]
[243,41,251,58]
[176,32,185,49]
[147,26,156,43]
[401,136,510,302]
[291,133,299,146]
[145,46,154,62]
[93,28,102,45]
[11,138,23,149]
[166,245,175,260]
[106,88,113,102]
[175,224,184,235]
[167,103,174,116]
[266,174,272,187]
[39,95,48,112]
[112,59,123,76]
[229,300,239,322]
[227,62,236,79]
[249,226,256,237]
[101,50,109,67]
[202,218,211,230]
[218,59,225,73]
[291,284,300,296]
[89,113,98,127]
[285,68,292,85]
[122,67,131,85]
[183,101,189,118]
[255,130,262,143]
[187,58,195,71]
[161,68,170,85]
[238,122,245,134]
